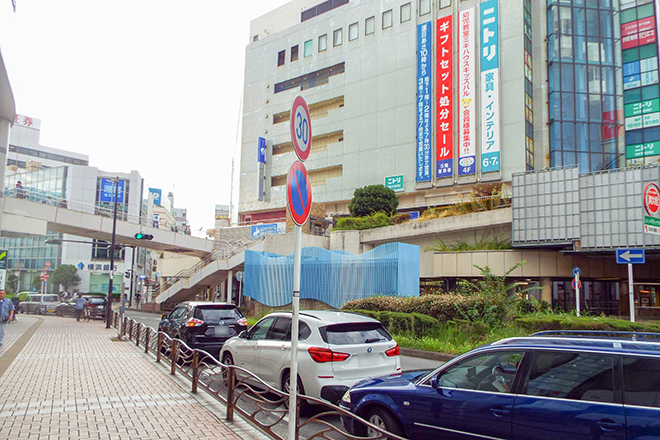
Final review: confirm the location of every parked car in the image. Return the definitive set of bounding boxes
[158,302,248,357]
[220,311,401,405]
[340,330,660,440]
[55,296,106,319]
[19,293,59,314]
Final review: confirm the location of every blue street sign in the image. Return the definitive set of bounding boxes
[572,266,581,278]
[616,248,646,264]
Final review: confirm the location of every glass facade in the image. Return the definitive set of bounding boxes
[5,167,67,201]
[524,0,534,170]
[547,0,623,172]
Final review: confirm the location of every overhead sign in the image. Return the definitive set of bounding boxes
[616,248,646,264]
[643,182,660,216]
[287,161,312,226]
[385,175,404,192]
[290,96,312,161]
[458,8,476,176]
[436,15,453,179]
[416,21,432,183]
[99,179,125,203]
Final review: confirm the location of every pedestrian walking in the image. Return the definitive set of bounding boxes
[0,290,15,346]
[15,181,25,199]
[74,293,88,322]
[10,296,20,322]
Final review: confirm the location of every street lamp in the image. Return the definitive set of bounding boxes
[105,177,120,329]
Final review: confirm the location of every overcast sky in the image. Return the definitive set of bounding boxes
[0,0,289,235]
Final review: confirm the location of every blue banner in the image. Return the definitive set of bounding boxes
[416,22,432,183]
[257,137,266,164]
[99,179,125,203]
[148,188,162,205]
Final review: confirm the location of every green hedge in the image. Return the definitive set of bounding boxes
[346,309,439,337]
[341,294,509,324]
[335,212,391,230]
[515,315,660,333]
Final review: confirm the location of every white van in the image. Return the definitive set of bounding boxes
[19,293,60,314]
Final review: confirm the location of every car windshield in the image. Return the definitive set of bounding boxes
[321,322,392,345]
[193,306,242,323]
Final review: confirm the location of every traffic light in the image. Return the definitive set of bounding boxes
[134,232,154,240]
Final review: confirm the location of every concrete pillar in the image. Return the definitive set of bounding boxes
[540,277,553,305]
[227,270,234,304]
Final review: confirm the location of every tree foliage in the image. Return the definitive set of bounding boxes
[348,184,399,217]
[51,264,81,292]
[6,273,18,294]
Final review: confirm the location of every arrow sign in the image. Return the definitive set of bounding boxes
[616,248,645,265]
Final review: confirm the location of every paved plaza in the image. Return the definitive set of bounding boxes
[0,314,252,440]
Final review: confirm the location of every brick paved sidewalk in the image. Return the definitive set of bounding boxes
[0,315,245,440]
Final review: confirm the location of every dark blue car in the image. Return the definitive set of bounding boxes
[340,331,660,440]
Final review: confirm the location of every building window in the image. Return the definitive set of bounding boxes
[419,0,431,16]
[401,3,411,22]
[291,45,299,62]
[333,28,343,46]
[382,10,393,29]
[365,16,375,34]
[253,35,259,42]
[278,50,285,67]
[319,34,327,52]
[349,22,359,41]
[439,0,451,9]
[304,39,313,57]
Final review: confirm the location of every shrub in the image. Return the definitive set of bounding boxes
[390,213,412,225]
[515,315,660,333]
[346,309,439,337]
[348,185,399,217]
[334,212,391,230]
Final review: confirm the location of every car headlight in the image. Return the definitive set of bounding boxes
[341,389,351,404]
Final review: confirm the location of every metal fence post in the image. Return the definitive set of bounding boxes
[226,367,235,421]
[192,350,199,394]
[156,333,163,363]
[144,329,150,354]
[170,340,178,375]
[129,320,134,341]
[136,323,141,347]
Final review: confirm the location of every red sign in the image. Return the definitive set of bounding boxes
[572,278,582,290]
[621,21,639,37]
[436,15,453,179]
[41,273,49,281]
[44,261,51,268]
[639,28,657,46]
[644,183,660,216]
[638,17,656,33]
[290,96,312,162]
[622,33,639,49]
[286,161,312,226]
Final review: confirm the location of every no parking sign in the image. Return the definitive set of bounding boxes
[287,161,312,225]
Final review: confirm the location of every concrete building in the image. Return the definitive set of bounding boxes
[235,0,660,315]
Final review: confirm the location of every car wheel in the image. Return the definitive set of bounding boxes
[221,352,234,383]
[282,371,308,413]
[365,407,406,439]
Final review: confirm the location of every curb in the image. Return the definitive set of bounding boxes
[400,347,457,362]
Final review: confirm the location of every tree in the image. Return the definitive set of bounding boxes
[348,184,399,217]
[51,264,81,292]
[6,273,18,294]
[31,275,42,291]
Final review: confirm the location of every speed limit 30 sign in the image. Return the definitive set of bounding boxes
[290,96,312,161]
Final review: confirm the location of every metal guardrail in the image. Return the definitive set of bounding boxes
[113,312,406,440]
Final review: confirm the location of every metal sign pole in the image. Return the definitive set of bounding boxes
[575,275,580,317]
[288,224,302,440]
[628,263,636,322]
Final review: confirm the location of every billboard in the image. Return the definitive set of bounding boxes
[436,15,454,179]
[148,188,162,206]
[458,8,476,176]
[99,178,125,203]
[480,0,501,173]
[416,21,433,183]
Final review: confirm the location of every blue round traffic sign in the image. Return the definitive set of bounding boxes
[287,161,312,225]
[290,96,312,161]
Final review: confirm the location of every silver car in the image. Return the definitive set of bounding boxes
[19,293,60,314]
[220,310,401,404]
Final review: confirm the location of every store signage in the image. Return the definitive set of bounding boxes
[626,141,660,159]
[385,175,405,192]
[416,21,432,183]
[480,0,500,173]
[148,188,162,205]
[257,137,266,164]
[251,223,286,238]
[458,8,475,176]
[436,15,453,179]
[99,179,125,204]
[644,182,660,216]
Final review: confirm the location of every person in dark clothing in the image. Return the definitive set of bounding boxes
[10,296,20,322]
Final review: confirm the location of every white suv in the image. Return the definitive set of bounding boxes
[220,311,401,404]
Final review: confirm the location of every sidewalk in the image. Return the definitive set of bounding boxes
[0,315,247,440]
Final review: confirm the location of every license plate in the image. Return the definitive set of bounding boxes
[48,309,55,313]
[213,326,231,336]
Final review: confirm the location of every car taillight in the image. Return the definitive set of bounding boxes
[237,317,248,326]
[385,343,400,357]
[308,347,350,363]
[186,318,204,327]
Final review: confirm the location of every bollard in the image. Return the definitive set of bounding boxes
[192,351,199,394]
[136,323,141,347]
[144,329,150,354]
[156,333,163,363]
[171,340,178,375]
[226,367,235,421]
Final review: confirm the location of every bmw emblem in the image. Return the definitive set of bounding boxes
[367,347,372,353]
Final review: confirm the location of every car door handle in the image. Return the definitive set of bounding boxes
[490,407,510,417]
[597,420,622,431]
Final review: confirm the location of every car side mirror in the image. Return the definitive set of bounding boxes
[431,375,439,389]
[238,330,248,339]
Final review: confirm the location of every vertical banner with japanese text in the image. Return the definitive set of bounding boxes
[459,9,476,176]
[436,15,453,179]
[416,21,433,183]
[480,0,501,173]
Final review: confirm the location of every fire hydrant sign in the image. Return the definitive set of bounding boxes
[644,182,660,235]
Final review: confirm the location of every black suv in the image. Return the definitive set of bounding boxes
[158,302,247,357]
